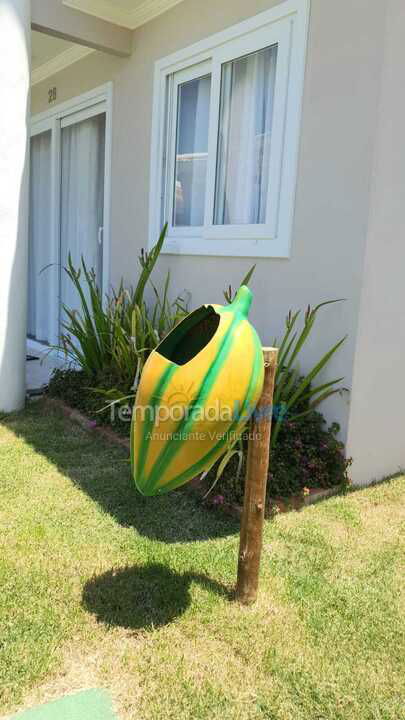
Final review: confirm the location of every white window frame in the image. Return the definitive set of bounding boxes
[165,61,212,238]
[149,0,310,258]
[29,83,113,352]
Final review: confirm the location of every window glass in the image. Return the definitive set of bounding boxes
[214,45,278,225]
[28,131,52,343]
[173,74,211,227]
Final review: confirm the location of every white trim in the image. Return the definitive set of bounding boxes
[31,45,95,87]
[148,0,310,258]
[62,0,185,30]
[31,83,112,127]
[60,100,106,127]
[30,117,53,137]
[50,118,62,344]
[165,60,212,233]
[155,0,304,73]
[102,84,113,302]
[29,83,113,346]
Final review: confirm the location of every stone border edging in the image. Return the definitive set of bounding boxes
[45,397,130,451]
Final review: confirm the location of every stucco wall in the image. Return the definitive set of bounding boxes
[31,0,387,480]
[346,0,405,484]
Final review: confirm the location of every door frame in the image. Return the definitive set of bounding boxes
[29,82,113,350]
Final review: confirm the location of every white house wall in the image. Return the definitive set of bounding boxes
[31,0,388,482]
[346,0,405,484]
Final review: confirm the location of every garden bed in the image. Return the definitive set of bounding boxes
[45,395,344,517]
[48,234,352,514]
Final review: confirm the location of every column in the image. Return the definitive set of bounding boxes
[0,0,31,411]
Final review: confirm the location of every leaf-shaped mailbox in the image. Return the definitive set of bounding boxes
[131,286,264,496]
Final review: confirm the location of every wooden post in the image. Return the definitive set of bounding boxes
[236,347,278,605]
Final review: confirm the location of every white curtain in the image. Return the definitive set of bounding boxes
[214,44,278,225]
[174,74,211,227]
[28,130,53,344]
[60,113,106,332]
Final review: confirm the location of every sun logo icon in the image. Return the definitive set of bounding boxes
[167,381,196,407]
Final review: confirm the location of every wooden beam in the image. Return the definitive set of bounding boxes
[236,347,278,605]
[31,0,133,57]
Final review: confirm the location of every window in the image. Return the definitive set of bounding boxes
[150,0,309,258]
[214,45,277,227]
[172,68,211,228]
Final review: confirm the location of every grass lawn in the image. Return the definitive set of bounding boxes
[0,402,404,720]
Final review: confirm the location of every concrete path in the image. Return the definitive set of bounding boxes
[26,344,66,394]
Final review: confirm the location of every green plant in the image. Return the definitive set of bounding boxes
[58,224,187,392]
[201,437,245,500]
[223,265,256,304]
[223,270,347,439]
[208,410,351,503]
[268,411,351,496]
[271,301,347,447]
[213,288,348,490]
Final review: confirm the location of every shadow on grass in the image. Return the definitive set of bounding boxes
[3,403,239,544]
[83,563,232,630]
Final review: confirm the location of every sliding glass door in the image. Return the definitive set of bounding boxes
[28,129,53,344]
[59,111,106,336]
[28,89,110,349]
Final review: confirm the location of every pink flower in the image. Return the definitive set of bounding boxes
[212,495,225,506]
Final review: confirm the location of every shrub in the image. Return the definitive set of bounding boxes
[50,247,351,499]
[271,301,347,447]
[269,412,351,496]
[56,224,187,397]
[203,298,349,497]
[208,410,351,504]
[48,368,131,435]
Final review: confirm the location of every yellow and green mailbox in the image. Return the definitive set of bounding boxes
[131,286,264,496]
